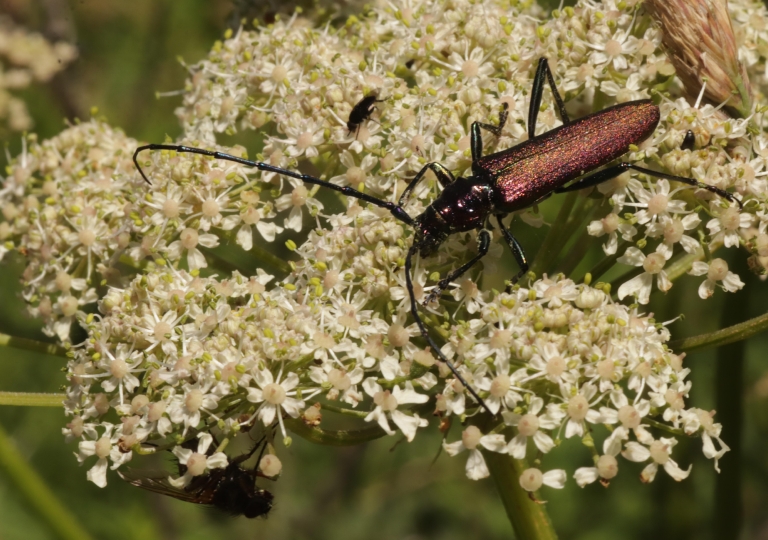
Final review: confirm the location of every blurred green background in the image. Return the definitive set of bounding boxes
[1,1,767,539]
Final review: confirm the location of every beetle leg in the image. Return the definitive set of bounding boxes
[495,215,529,286]
[470,103,509,162]
[529,58,570,139]
[556,162,743,209]
[423,229,491,306]
[404,245,493,415]
[133,144,418,225]
[399,162,456,206]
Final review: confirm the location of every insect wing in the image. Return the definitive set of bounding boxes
[118,468,219,505]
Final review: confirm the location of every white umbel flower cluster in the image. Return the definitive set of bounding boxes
[0,16,77,131]
[4,0,761,491]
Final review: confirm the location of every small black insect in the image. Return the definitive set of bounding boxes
[681,129,696,151]
[133,58,741,415]
[347,92,384,138]
[119,438,273,519]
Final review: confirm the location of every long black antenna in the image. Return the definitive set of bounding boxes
[132,145,492,414]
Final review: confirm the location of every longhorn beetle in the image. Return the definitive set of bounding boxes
[133,58,742,415]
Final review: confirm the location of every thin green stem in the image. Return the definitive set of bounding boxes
[0,392,65,407]
[530,192,578,278]
[0,423,92,540]
[663,248,704,283]
[557,222,597,278]
[0,333,67,358]
[713,253,747,539]
[581,240,629,282]
[483,452,558,540]
[285,418,386,445]
[310,400,370,419]
[668,310,768,353]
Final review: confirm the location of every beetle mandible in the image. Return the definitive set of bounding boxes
[133,58,741,415]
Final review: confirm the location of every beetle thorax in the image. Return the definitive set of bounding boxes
[413,176,494,257]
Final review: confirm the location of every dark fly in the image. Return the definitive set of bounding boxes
[132,58,741,415]
[347,92,384,138]
[119,438,273,519]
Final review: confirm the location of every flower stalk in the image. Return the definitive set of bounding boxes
[0,333,67,358]
[0,423,92,540]
[483,451,558,540]
[0,392,65,407]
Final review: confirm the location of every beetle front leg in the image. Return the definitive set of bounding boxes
[404,246,493,415]
[399,162,456,206]
[528,58,570,139]
[423,229,491,306]
[495,215,529,286]
[470,103,509,162]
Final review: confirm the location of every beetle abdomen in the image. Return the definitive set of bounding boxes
[483,100,660,212]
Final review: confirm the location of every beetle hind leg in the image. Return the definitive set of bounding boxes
[556,162,743,209]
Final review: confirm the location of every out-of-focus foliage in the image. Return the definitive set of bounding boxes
[0,1,767,539]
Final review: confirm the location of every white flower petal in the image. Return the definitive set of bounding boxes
[443,440,466,457]
[698,279,716,299]
[236,225,253,250]
[86,458,108,488]
[532,431,555,454]
[542,469,566,489]
[640,462,658,483]
[622,441,651,462]
[478,434,507,453]
[573,467,599,487]
[465,449,490,481]
[206,452,229,469]
[390,410,426,442]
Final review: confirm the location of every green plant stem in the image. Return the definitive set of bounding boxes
[530,192,578,278]
[581,240,628,282]
[668,310,768,353]
[285,418,386,445]
[310,400,370,419]
[556,212,598,278]
[712,253,747,539]
[0,392,65,407]
[483,451,558,540]
[0,423,92,540]
[0,333,67,358]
